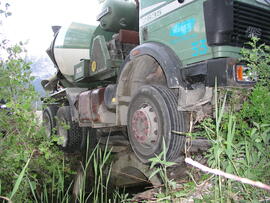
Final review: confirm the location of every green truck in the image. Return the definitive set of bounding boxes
[42,0,270,163]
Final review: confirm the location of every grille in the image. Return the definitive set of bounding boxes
[232,1,270,46]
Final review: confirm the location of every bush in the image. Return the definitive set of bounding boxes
[203,39,270,202]
[0,41,74,202]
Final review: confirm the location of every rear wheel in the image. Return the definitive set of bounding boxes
[72,127,97,200]
[127,85,187,163]
[42,105,58,138]
[56,106,83,153]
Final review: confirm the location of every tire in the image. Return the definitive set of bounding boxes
[127,85,187,163]
[56,106,83,153]
[72,127,97,200]
[81,127,97,156]
[42,105,58,138]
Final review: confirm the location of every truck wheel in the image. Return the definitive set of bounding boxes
[127,85,187,163]
[43,105,58,138]
[81,127,97,154]
[56,106,83,153]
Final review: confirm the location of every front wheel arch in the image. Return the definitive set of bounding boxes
[118,42,186,88]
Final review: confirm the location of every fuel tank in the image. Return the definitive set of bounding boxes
[97,0,139,32]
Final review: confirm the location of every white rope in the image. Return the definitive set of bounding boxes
[185,158,270,191]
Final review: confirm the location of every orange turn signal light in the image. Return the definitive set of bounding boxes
[235,64,256,83]
[236,65,244,81]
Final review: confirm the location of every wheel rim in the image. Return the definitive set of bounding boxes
[131,104,159,148]
[58,119,68,147]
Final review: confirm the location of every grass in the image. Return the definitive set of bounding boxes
[0,133,134,203]
[201,86,270,201]
[149,139,177,199]
[9,152,33,200]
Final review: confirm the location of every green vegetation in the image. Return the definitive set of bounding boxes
[74,139,130,203]
[149,140,178,201]
[0,39,75,202]
[203,88,270,201]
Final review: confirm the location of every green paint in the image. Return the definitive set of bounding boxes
[98,0,139,32]
[212,46,241,59]
[55,22,96,49]
[140,0,269,66]
[141,0,209,66]
[89,25,115,57]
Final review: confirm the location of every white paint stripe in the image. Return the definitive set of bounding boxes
[54,48,89,77]
[140,1,167,17]
[140,0,196,27]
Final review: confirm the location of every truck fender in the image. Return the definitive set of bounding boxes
[119,42,186,88]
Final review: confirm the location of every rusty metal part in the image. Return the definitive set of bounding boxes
[78,88,116,127]
[78,88,105,126]
[145,66,165,84]
[91,88,105,122]
[118,29,139,44]
[131,105,158,146]
[78,90,93,126]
